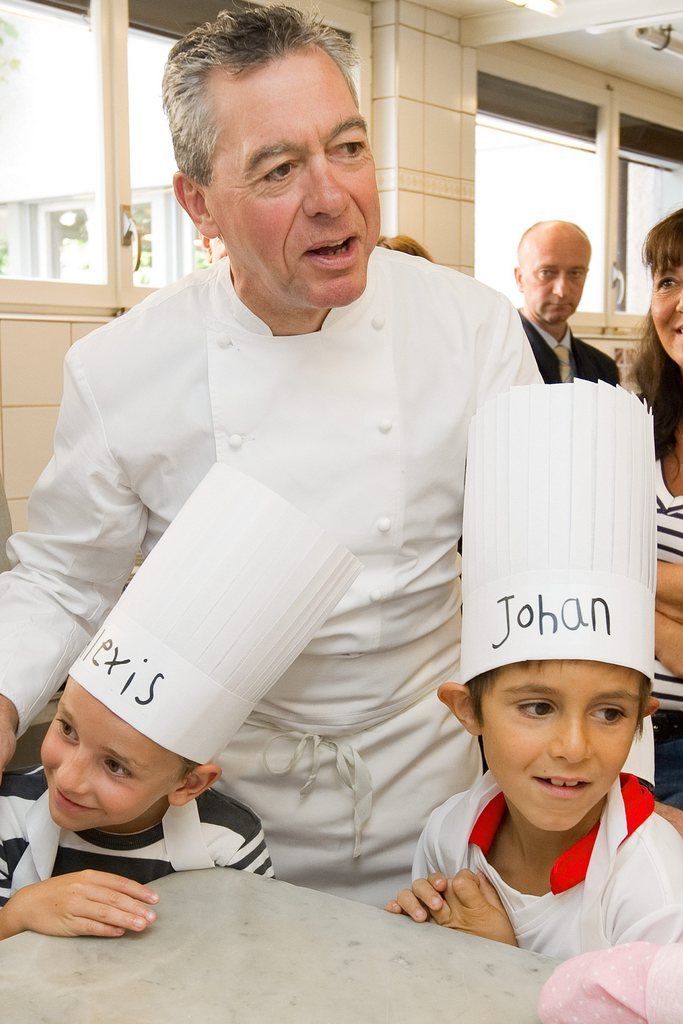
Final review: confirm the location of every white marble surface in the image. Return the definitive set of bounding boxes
[0,870,557,1022]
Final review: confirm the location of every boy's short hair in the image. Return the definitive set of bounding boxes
[467,661,652,736]
[178,755,200,778]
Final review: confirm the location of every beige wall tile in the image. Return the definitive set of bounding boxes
[397,98,423,171]
[372,25,396,99]
[460,201,475,268]
[424,195,461,265]
[461,47,477,116]
[71,321,105,344]
[1,321,69,407]
[425,36,461,110]
[3,407,59,499]
[372,96,398,169]
[398,26,424,102]
[372,0,396,28]
[460,112,476,181]
[398,1,424,30]
[379,190,398,235]
[7,498,27,534]
[398,189,425,242]
[424,106,460,178]
[425,9,459,42]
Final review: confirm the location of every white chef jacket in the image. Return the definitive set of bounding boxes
[0,247,539,904]
[414,771,683,958]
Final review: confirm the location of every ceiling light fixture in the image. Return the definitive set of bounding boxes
[504,0,564,16]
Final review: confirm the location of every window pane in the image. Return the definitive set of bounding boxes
[618,115,683,315]
[0,1,104,283]
[127,26,211,287]
[474,118,602,311]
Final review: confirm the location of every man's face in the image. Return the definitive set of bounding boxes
[476,660,645,838]
[41,679,186,835]
[515,225,591,339]
[175,48,381,336]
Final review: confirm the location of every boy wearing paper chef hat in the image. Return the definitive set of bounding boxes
[387,381,683,957]
[0,464,360,942]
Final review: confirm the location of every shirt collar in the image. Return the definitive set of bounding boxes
[533,320,572,352]
[468,773,654,895]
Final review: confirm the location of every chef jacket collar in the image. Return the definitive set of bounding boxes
[468,773,653,895]
[218,257,377,337]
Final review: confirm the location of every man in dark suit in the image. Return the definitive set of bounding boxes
[515,221,619,385]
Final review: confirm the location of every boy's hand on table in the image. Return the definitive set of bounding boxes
[430,870,517,946]
[0,870,159,939]
[385,872,448,922]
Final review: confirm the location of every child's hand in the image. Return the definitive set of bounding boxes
[0,870,159,940]
[429,869,517,946]
[385,872,449,922]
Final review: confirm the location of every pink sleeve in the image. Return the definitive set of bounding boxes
[538,943,660,1024]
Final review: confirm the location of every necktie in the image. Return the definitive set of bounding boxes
[555,343,573,383]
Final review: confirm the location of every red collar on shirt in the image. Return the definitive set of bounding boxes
[468,774,654,895]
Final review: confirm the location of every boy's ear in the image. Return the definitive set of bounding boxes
[644,696,660,719]
[168,763,222,807]
[437,682,482,736]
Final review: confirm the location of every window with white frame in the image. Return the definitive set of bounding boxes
[475,68,683,330]
[0,1,103,284]
[617,114,683,316]
[474,73,602,312]
[0,0,370,314]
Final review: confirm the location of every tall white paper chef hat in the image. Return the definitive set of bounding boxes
[460,381,656,682]
[70,464,361,762]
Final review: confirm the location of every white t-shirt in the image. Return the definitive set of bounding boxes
[414,771,683,958]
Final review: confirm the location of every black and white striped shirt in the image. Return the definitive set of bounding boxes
[655,460,683,711]
[0,766,273,906]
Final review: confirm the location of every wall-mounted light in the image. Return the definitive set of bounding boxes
[635,25,683,58]
[504,0,563,16]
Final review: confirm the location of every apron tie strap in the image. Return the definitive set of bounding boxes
[263,731,372,857]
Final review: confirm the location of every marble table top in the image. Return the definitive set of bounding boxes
[0,870,557,1023]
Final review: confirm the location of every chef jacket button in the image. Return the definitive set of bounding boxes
[378,419,393,434]
[370,588,383,602]
[371,315,385,331]
[376,517,392,533]
[218,335,234,350]
[228,434,243,449]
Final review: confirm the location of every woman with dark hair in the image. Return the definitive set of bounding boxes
[633,207,683,810]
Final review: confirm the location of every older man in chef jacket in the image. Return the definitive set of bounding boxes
[0,6,542,904]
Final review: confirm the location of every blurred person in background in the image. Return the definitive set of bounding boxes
[515,220,619,385]
[632,207,683,815]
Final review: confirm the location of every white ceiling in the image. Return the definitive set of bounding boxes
[428,0,683,96]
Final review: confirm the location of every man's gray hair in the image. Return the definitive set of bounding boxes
[162,4,359,186]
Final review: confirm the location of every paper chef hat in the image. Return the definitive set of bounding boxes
[70,464,362,762]
[459,381,656,682]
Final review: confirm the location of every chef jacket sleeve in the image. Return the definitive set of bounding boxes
[0,345,147,733]
[475,292,541,406]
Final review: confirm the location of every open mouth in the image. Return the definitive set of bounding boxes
[308,237,352,257]
[535,777,589,793]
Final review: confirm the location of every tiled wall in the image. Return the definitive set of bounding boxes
[0,318,108,532]
[372,0,475,273]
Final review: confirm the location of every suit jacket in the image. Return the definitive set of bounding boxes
[519,313,620,386]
